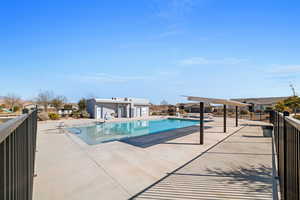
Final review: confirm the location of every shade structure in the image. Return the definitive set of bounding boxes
[185,96,250,107]
[183,96,250,145]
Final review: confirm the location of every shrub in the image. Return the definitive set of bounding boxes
[151,112,158,115]
[13,106,20,112]
[81,111,90,118]
[38,112,49,121]
[179,109,187,114]
[22,108,29,114]
[64,104,73,110]
[48,113,60,120]
[71,110,90,118]
[71,111,81,118]
[240,110,249,115]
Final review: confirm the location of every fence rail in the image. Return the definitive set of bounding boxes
[0,110,38,200]
[271,111,300,200]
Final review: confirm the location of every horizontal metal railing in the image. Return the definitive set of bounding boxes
[271,111,300,200]
[0,110,37,200]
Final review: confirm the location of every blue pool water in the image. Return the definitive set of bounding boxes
[68,119,199,145]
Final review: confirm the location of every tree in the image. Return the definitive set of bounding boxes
[4,93,21,111]
[274,96,300,114]
[283,96,300,114]
[78,98,87,111]
[51,96,67,112]
[36,91,54,112]
[160,100,168,105]
[64,104,73,110]
[274,101,287,112]
[167,105,176,116]
[13,105,20,112]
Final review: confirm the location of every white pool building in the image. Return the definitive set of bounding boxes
[87,97,150,120]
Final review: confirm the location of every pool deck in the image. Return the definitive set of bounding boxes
[33,117,275,200]
[132,124,274,200]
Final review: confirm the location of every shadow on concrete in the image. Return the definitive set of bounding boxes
[122,126,212,148]
[130,164,272,199]
[206,151,272,156]
[223,141,271,144]
[203,164,273,193]
[242,135,271,138]
[129,126,273,200]
[162,142,201,145]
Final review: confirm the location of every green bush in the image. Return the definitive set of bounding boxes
[178,109,187,114]
[64,104,73,110]
[151,112,158,115]
[48,113,60,120]
[22,108,29,114]
[72,111,81,118]
[13,106,20,112]
[240,110,249,115]
[81,111,90,118]
[71,110,90,118]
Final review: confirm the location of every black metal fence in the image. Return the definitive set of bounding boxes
[0,110,38,200]
[271,111,300,200]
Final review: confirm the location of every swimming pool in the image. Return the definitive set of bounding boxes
[67,118,199,145]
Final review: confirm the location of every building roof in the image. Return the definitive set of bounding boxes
[231,96,289,105]
[92,97,150,105]
[94,98,131,104]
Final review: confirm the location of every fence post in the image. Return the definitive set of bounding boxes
[199,102,204,145]
[277,112,280,168]
[283,111,289,200]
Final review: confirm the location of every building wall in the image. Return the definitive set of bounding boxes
[96,103,117,119]
[87,98,150,119]
[133,106,149,117]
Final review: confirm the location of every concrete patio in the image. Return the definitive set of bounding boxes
[132,125,274,200]
[33,117,274,200]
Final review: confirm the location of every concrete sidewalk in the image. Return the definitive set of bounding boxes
[132,125,274,200]
[33,118,272,200]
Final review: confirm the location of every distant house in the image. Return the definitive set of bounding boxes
[57,103,78,116]
[231,97,289,111]
[87,97,150,120]
[23,103,38,110]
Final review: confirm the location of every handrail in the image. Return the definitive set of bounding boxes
[271,110,300,200]
[0,110,38,200]
[285,116,300,131]
[0,113,28,143]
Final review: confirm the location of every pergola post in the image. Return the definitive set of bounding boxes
[235,106,238,127]
[223,104,227,133]
[185,96,250,134]
[199,102,204,144]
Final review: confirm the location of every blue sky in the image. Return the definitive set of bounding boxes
[1,0,300,104]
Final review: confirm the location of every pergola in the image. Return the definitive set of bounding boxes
[184,96,250,145]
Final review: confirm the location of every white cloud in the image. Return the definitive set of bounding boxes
[179,57,247,65]
[265,65,300,80]
[269,65,300,74]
